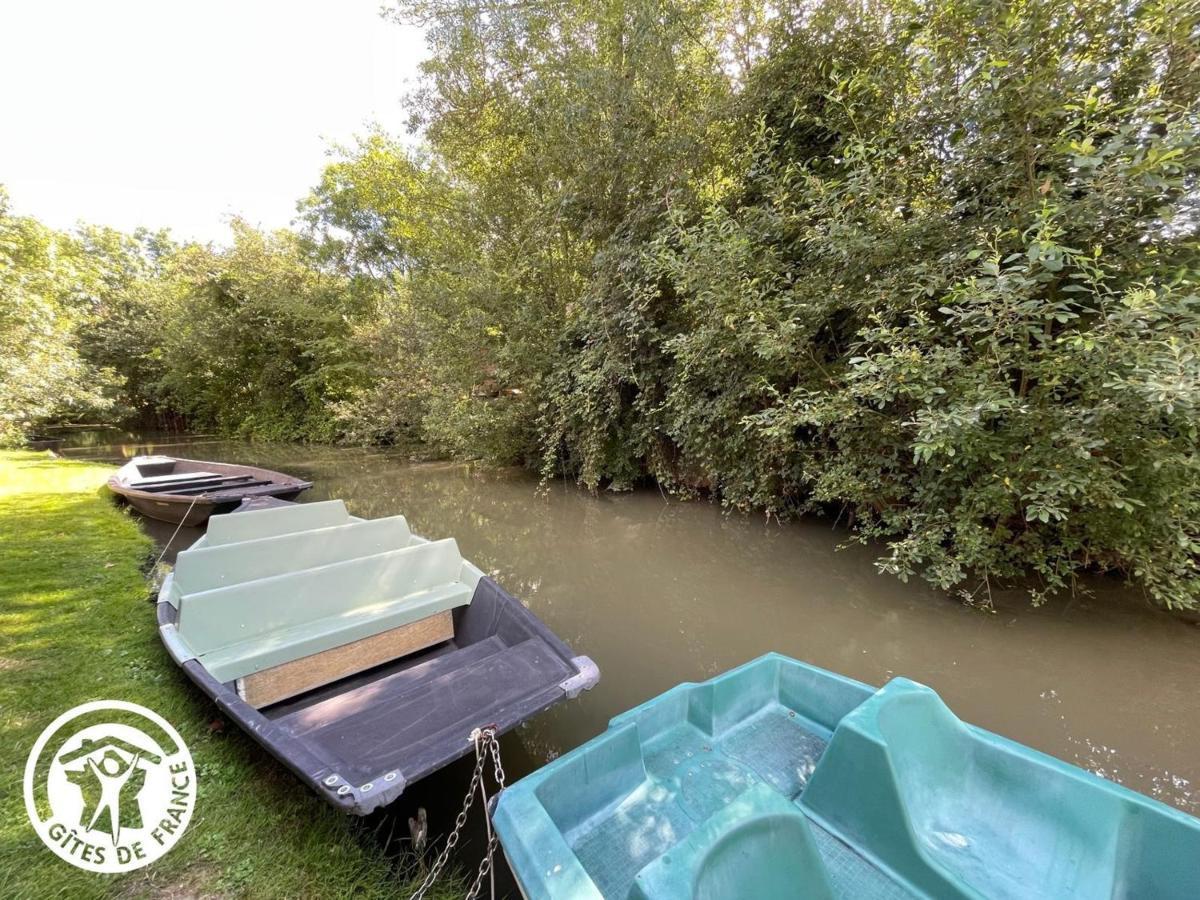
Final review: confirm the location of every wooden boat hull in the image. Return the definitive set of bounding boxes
[27,436,64,452]
[121,487,309,526]
[108,455,312,525]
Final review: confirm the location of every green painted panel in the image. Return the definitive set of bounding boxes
[170,515,415,602]
[177,537,465,657]
[497,655,1200,900]
[205,499,350,546]
[799,679,1192,900]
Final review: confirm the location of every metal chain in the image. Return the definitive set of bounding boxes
[409,727,506,900]
[463,730,507,900]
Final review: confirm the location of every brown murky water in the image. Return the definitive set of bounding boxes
[60,429,1200,888]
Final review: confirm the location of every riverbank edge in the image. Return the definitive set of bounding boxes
[0,450,459,899]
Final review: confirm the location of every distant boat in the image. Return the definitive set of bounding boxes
[26,434,64,452]
[494,654,1200,900]
[108,455,312,526]
[156,498,598,815]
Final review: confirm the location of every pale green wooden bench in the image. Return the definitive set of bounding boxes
[164,501,483,707]
[166,514,420,605]
[203,498,353,546]
[176,538,474,683]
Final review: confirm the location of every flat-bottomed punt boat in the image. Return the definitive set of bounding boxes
[108,455,312,526]
[156,499,598,814]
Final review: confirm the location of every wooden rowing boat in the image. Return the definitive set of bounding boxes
[107,455,312,526]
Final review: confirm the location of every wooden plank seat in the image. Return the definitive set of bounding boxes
[129,470,220,487]
[236,613,454,708]
[154,475,272,496]
[133,474,259,493]
[173,537,473,707]
[205,499,352,546]
[200,483,311,503]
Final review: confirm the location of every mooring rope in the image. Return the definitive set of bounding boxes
[151,492,203,573]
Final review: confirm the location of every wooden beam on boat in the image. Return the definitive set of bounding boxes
[133,474,257,494]
[129,471,222,487]
[235,610,454,708]
[202,482,302,502]
[162,478,274,496]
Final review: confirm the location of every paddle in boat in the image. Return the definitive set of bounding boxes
[108,455,312,526]
[156,498,599,814]
[493,653,1200,900]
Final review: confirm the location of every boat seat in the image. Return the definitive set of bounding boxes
[800,679,1200,900]
[175,538,472,683]
[129,470,220,487]
[168,515,418,604]
[496,656,867,900]
[205,499,350,546]
[200,582,468,684]
[133,455,177,477]
[630,784,835,900]
[143,476,266,495]
[169,479,277,498]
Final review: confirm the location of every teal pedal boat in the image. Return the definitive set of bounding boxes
[493,653,1200,899]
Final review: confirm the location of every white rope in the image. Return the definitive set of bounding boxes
[151,493,203,572]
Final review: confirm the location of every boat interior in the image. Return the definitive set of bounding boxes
[159,499,596,813]
[494,655,1200,900]
[117,455,298,498]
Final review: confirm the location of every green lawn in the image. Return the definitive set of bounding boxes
[0,451,458,899]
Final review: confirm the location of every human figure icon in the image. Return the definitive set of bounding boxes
[84,749,143,844]
[59,735,162,840]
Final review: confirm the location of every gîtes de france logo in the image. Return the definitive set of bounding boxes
[23,700,197,873]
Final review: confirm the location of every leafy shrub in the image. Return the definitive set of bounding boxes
[151,223,371,442]
[0,191,122,444]
[534,0,1200,607]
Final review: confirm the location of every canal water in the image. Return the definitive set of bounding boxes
[61,429,1200,893]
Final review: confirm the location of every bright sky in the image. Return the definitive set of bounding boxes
[0,1,425,243]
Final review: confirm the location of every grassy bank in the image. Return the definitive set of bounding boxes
[0,451,456,899]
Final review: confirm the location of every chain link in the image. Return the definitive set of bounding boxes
[409,727,505,900]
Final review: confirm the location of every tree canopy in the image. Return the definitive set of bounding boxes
[4,0,1198,608]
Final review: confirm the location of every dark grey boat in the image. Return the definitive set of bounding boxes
[156,498,598,814]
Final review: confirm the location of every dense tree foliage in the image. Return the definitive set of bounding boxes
[620,0,1200,608]
[150,222,373,441]
[0,190,132,442]
[4,0,1197,607]
[1,208,373,443]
